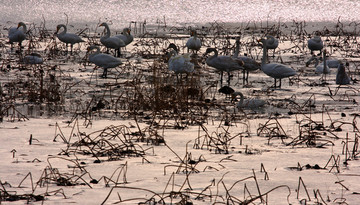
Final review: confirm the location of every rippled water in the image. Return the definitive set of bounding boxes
[1,0,360,30]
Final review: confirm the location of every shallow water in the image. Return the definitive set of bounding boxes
[1,0,360,30]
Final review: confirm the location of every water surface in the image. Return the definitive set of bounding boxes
[1,0,359,30]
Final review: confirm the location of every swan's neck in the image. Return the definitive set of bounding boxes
[261,43,268,67]
[323,50,327,72]
[19,22,27,32]
[103,25,111,38]
[238,92,244,107]
[234,40,240,57]
[58,25,67,35]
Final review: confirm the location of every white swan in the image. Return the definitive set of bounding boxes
[232,91,266,109]
[315,50,330,74]
[8,22,27,49]
[167,43,194,75]
[336,63,350,85]
[55,24,84,54]
[185,30,201,54]
[114,28,133,46]
[205,47,244,86]
[87,45,122,78]
[233,37,260,84]
[99,22,125,57]
[308,36,323,55]
[265,35,279,58]
[306,55,339,69]
[258,38,297,88]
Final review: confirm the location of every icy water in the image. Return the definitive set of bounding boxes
[1,0,360,30]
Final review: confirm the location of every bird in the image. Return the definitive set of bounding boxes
[204,47,244,86]
[336,63,350,85]
[258,38,297,88]
[55,24,84,54]
[8,22,27,50]
[167,43,194,78]
[87,45,122,78]
[264,35,279,58]
[308,35,323,55]
[23,53,43,64]
[185,30,201,54]
[233,37,260,84]
[114,28,133,46]
[306,55,339,69]
[231,91,266,109]
[99,22,125,57]
[315,49,331,75]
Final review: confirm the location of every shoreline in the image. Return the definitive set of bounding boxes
[2,18,358,37]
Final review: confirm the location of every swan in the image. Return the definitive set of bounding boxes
[23,53,43,64]
[114,28,133,46]
[336,63,350,85]
[315,50,330,74]
[306,55,339,69]
[231,91,266,109]
[204,47,244,86]
[87,45,122,78]
[233,37,260,84]
[167,43,194,76]
[258,38,297,88]
[185,30,201,54]
[99,22,125,57]
[264,35,279,58]
[8,22,27,49]
[55,24,84,54]
[308,36,323,55]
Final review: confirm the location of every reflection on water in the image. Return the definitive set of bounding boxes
[1,0,360,30]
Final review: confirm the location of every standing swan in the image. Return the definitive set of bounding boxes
[204,48,244,86]
[308,35,323,55]
[185,30,201,54]
[87,45,122,78]
[99,22,125,57]
[264,35,279,58]
[258,38,297,88]
[232,91,266,109]
[167,43,194,79]
[233,37,260,84]
[55,24,84,54]
[8,22,27,50]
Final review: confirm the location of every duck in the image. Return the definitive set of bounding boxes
[99,22,125,57]
[185,30,201,54]
[232,91,266,109]
[8,22,27,50]
[258,38,297,88]
[204,47,244,86]
[233,37,260,84]
[167,43,194,75]
[87,45,122,78]
[336,63,350,85]
[55,24,84,54]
